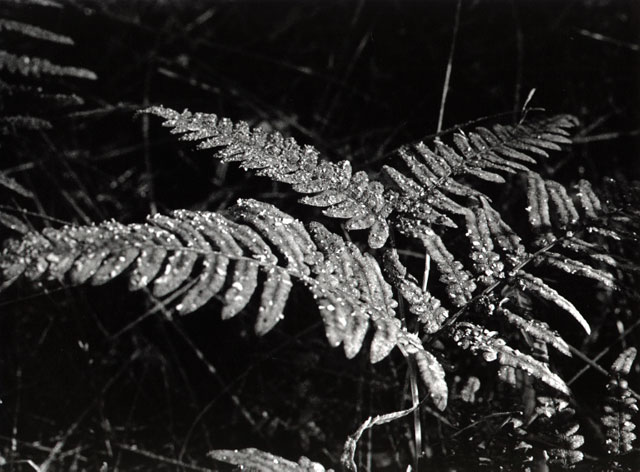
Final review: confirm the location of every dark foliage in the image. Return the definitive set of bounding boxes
[1,1,639,471]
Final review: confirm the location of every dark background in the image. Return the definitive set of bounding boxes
[1,1,639,470]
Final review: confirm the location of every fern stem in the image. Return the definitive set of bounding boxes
[408,360,423,470]
[568,315,640,385]
[421,253,431,293]
[142,70,157,215]
[436,0,462,134]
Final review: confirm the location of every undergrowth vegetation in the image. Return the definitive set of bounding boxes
[1,1,638,471]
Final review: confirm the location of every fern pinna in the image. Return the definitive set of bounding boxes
[1,104,638,470]
[0,1,96,134]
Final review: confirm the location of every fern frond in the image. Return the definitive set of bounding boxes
[534,251,616,288]
[453,322,570,395]
[497,307,572,357]
[464,204,505,285]
[522,174,639,321]
[383,248,449,333]
[602,347,638,456]
[144,107,578,251]
[535,396,585,468]
[0,51,97,80]
[0,199,407,364]
[527,173,640,245]
[142,106,393,248]
[575,178,602,220]
[478,196,527,266]
[209,448,332,472]
[414,347,448,411]
[0,78,85,108]
[0,19,73,44]
[0,2,94,135]
[307,221,400,362]
[526,172,554,243]
[515,270,591,334]
[384,115,578,229]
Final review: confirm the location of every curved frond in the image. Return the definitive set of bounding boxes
[0,199,404,363]
[144,107,578,250]
[142,106,392,248]
[515,270,591,334]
